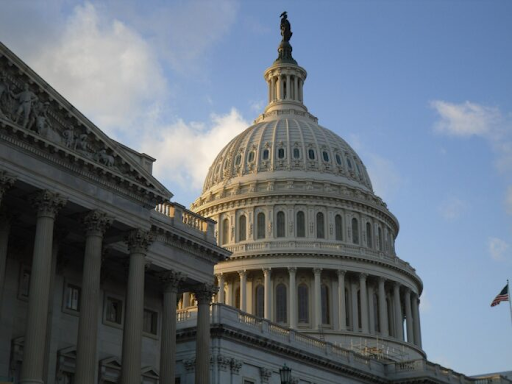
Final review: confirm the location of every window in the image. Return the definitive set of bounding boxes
[19,266,31,299]
[345,288,350,327]
[308,149,315,160]
[277,148,285,159]
[257,212,265,239]
[222,218,229,245]
[235,286,241,309]
[366,222,372,248]
[262,149,269,160]
[335,153,342,165]
[374,292,380,333]
[105,296,123,325]
[352,218,359,244]
[378,227,383,251]
[296,211,305,238]
[321,284,330,324]
[316,212,325,239]
[322,151,329,162]
[276,284,287,323]
[248,151,255,163]
[143,309,158,335]
[239,215,247,241]
[335,214,343,241]
[276,211,285,238]
[293,147,300,159]
[298,284,309,323]
[347,158,353,169]
[255,285,264,317]
[64,284,81,312]
[235,154,241,166]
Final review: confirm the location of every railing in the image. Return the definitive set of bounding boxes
[155,202,215,241]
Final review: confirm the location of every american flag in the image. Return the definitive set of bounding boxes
[491,283,509,307]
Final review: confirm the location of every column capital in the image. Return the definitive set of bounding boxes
[359,273,368,281]
[337,269,346,277]
[237,270,247,277]
[30,190,67,218]
[193,283,218,305]
[82,210,113,236]
[0,170,16,200]
[126,229,154,254]
[313,267,322,275]
[393,281,401,289]
[215,273,225,280]
[378,276,387,284]
[288,267,297,274]
[262,267,272,276]
[158,270,186,293]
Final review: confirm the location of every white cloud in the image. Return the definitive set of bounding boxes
[489,237,510,262]
[250,99,266,113]
[140,108,248,191]
[438,197,467,221]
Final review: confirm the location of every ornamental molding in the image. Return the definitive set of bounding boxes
[126,229,154,254]
[82,210,113,236]
[158,270,186,293]
[30,189,67,218]
[0,44,171,207]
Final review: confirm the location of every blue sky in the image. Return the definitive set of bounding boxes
[1,0,511,375]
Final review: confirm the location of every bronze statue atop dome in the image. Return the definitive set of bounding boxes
[280,11,292,42]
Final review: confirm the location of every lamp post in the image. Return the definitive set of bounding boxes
[279,364,291,384]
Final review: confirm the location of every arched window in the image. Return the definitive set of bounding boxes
[235,286,240,309]
[255,285,264,318]
[345,288,350,327]
[322,151,329,162]
[321,284,330,324]
[347,158,353,170]
[335,214,343,241]
[222,218,229,245]
[316,212,325,239]
[277,148,285,159]
[298,284,309,323]
[248,151,255,163]
[238,215,247,242]
[296,211,305,238]
[335,153,342,165]
[257,212,265,239]
[357,290,362,329]
[308,149,316,160]
[276,211,286,238]
[262,149,270,160]
[293,147,300,159]
[235,154,241,166]
[276,284,287,323]
[366,222,372,248]
[352,218,359,244]
[378,227,383,251]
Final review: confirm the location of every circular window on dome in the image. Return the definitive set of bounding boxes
[235,154,241,166]
[322,151,329,162]
[277,148,285,159]
[335,153,342,165]
[262,149,269,160]
[308,149,316,160]
[248,151,255,163]
[293,147,301,159]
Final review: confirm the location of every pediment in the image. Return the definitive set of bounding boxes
[0,42,172,207]
[100,356,122,369]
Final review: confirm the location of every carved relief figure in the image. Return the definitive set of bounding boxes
[75,131,89,152]
[0,72,14,119]
[13,83,38,128]
[95,148,115,167]
[62,126,75,148]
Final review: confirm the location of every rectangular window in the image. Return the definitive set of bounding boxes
[105,296,123,325]
[64,284,81,312]
[143,309,158,335]
[18,266,31,299]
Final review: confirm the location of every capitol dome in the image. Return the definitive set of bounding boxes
[191,20,424,361]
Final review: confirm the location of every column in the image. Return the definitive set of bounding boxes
[313,268,322,330]
[74,211,112,384]
[294,76,299,102]
[337,270,346,331]
[271,77,277,102]
[286,74,291,100]
[298,79,303,102]
[121,229,153,384]
[368,283,375,335]
[350,280,358,332]
[21,190,66,384]
[404,288,414,344]
[216,274,225,304]
[0,212,13,303]
[393,282,404,341]
[279,75,284,100]
[359,273,369,333]
[378,277,389,337]
[194,284,217,384]
[288,267,297,329]
[412,293,422,348]
[268,77,272,103]
[263,268,272,320]
[160,271,185,384]
[0,170,16,207]
[238,270,247,312]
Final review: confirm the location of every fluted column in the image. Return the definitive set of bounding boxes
[279,75,284,100]
[313,268,322,329]
[298,79,303,102]
[21,190,66,384]
[412,293,422,348]
[194,283,216,384]
[75,211,113,384]
[350,280,358,332]
[238,270,247,312]
[294,76,298,101]
[159,271,185,384]
[121,229,153,384]
[263,268,272,320]
[216,274,225,304]
[359,274,369,333]
[393,282,403,340]
[378,278,389,337]
[337,270,346,331]
[286,74,291,99]
[404,288,414,344]
[288,267,297,328]
[272,77,277,102]
[368,283,375,335]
